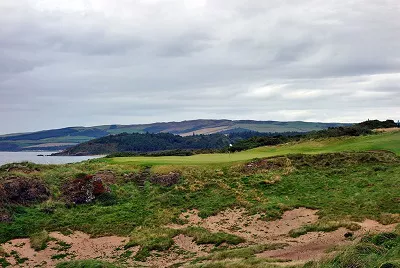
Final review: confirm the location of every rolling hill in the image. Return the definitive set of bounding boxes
[0,119,347,151]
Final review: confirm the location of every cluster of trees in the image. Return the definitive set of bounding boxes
[358,119,398,129]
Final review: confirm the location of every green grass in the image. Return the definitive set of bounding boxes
[105,132,400,165]
[56,259,120,268]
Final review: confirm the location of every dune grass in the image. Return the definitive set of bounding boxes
[29,230,50,251]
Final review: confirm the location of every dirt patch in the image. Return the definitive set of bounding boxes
[0,177,50,205]
[0,231,129,267]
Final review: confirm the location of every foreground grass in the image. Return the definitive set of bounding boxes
[1,152,399,245]
[105,131,400,165]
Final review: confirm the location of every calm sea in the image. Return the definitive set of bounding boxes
[0,151,102,166]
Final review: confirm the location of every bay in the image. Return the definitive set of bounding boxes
[0,151,102,166]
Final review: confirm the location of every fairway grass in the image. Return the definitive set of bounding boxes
[106,131,400,165]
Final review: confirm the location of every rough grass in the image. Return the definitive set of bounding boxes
[29,230,49,251]
[180,227,245,246]
[125,226,245,261]
[187,257,295,268]
[56,259,120,268]
[194,243,288,262]
[289,221,361,238]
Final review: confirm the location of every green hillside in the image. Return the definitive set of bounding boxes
[105,131,400,165]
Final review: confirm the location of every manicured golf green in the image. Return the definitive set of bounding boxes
[105,131,400,165]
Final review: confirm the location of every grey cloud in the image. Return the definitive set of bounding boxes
[0,0,399,134]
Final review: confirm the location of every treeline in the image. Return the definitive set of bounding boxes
[228,120,398,152]
[56,132,231,155]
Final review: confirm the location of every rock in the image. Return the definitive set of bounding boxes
[0,176,50,205]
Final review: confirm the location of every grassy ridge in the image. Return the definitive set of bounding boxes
[105,131,400,165]
[1,151,399,244]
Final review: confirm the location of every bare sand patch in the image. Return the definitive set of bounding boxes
[1,231,130,267]
[169,208,398,266]
[258,220,398,264]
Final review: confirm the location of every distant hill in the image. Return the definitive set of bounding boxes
[0,119,348,151]
[54,119,398,156]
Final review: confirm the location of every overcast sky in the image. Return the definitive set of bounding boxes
[1,0,399,134]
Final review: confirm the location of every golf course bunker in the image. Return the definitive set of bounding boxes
[169,208,399,265]
[1,231,130,267]
[169,207,319,243]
